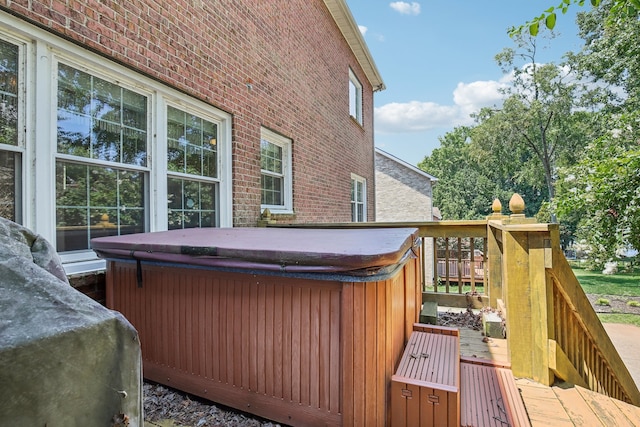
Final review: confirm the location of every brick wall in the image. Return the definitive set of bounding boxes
[1,0,376,226]
[68,271,106,304]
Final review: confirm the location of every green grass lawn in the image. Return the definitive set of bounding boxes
[598,313,640,327]
[572,266,640,325]
[572,267,640,296]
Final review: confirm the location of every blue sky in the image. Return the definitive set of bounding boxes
[345,1,586,166]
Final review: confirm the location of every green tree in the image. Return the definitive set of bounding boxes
[418,127,506,219]
[510,0,639,37]
[556,112,640,266]
[567,1,640,111]
[553,2,640,265]
[471,34,596,220]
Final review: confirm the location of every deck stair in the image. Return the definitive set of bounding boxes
[392,323,530,426]
[391,324,461,426]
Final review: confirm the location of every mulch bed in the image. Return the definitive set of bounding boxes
[144,382,283,427]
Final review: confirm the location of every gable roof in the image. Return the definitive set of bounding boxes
[375,147,438,182]
[323,0,385,91]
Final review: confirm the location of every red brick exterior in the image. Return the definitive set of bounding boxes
[1,0,376,226]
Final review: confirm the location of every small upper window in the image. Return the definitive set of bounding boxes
[349,69,362,125]
[260,128,292,213]
[351,174,366,222]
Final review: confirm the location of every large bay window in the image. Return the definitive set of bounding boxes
[0,13,232,273]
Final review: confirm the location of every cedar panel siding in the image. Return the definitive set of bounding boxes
[0,0,379,228]
[105,256,421,426]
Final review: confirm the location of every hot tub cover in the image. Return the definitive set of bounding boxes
[91,227,420,275]
[0,217,142,426]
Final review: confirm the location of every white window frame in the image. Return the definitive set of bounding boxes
[0,33,27,225]
[349,68,363,125]
[0,12,233,274]
[351,173,367,222]
[260,127,293,214]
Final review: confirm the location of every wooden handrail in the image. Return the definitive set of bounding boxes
[546,242,640,404]
[267,220,489,238]
[491,212,640,406]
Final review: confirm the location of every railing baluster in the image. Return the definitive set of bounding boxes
[457,238,462,294]
[469,237,476,293]
[432,237,438,293]
[444,237,450,293]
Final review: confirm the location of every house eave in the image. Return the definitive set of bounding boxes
[323,0,385,92]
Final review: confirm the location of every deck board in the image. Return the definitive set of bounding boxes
[516,379,574,427]
[574,384,637,427]
[458,326,509,366]
[516,378,640,427]
[460,362,529,427]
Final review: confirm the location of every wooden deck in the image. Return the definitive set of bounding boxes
[517,379,640,426]
[455,323,640,426]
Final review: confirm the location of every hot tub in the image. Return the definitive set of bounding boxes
[92,227,421,426]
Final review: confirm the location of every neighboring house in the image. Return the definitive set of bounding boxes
[0,0,383,290]
[374,147,438,284]
[375,148,437,222]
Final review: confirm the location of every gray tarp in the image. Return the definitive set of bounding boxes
[0,217,142,426]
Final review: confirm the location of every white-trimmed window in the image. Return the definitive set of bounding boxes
[166,105,220,229]
[260,127,292,213]
[349,69,362,124]
[55,63,149,251]
[0,13,233,273]
[351,174,366,222]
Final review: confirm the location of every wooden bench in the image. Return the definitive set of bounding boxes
[391,324,460,426]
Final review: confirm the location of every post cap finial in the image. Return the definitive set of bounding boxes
[509,193,525,216]
[491,198,502,214]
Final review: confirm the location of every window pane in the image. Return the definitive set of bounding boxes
[0,39,19,147]
[261,174,283,206]
[261,140,282,173]
[56,161,145,251]
[57,64,148,166]
[166,106,218,178]
[0,151,20,222]
[349,80,357,118]
[167,177,217,229]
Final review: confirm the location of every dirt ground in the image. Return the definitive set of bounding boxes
[586,294,640,315]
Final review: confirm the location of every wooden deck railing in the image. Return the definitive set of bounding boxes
[265,194,640,405]
[488,194,640,406]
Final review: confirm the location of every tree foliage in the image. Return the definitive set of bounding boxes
[553,3,640,265]
[418,127,510,219]
[556,112,640,265]
[509,0,639,37]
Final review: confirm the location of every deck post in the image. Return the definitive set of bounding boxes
[501,194,555,385]
[486,199,506,307]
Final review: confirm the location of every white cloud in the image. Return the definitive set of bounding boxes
[375,79,506,134]
[389,2,421,15]
[453,80,508,115]
[358,25,367,36]
[375,101,459,133]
